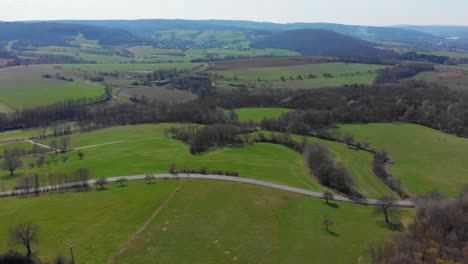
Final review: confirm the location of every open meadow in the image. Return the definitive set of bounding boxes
[0,124,323,192]
[0,180,181,263]
[336,123,468,196]
[213,62,388,88]
[117,180,395,264]
[0,66,104,111]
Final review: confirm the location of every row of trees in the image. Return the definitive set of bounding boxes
[304,143,356,196]
[254,132,357,196]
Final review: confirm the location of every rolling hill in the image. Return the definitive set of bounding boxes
[251,29,392,57]
[53,19,441,46]
[0,22,141,48]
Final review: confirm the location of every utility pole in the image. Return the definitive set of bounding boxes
[69,245,75,264]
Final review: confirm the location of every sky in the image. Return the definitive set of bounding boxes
[1,0,468,26]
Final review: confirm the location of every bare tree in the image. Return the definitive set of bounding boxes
[2,149,23,176]
[9,222,39,257]
[343,133,355,145]
[323,218,333,232]
[374,196,400,226]
[117,178,128,187]
[323,191,333,204]
[95,178,107,190]
[145,174,155,184]
[36,156,45,168]
[50,140,58,154]
[60,137,70,153]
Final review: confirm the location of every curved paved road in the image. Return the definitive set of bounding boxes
[0,174,415,207]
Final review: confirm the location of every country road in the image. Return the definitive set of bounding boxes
[0,174,415,207]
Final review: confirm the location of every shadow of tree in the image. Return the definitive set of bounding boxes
[325,202,339,208]
[326,229,340,237]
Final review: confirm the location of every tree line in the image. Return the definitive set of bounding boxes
[207,81,468,137]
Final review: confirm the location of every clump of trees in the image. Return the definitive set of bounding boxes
[304,143,356,196]
[368,188,468,264]
[375,62,435,83]
[166,124,246,154]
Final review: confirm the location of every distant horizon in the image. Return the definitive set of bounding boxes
[2,18,468,28]
[2,0,468,27]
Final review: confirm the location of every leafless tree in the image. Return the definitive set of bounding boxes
[95,178,107,190]
[145,174,155,184]
[117,178,128,187]
[323,218,333,232]
[323,191,333,204]
[60,137,70,153]
[374,196,400,226]
[9,222,39,257]
[2,149,23,176]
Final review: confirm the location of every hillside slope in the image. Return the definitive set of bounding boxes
[0,22,140,48]
[251,29,391,57]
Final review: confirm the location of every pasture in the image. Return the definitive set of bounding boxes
[253,131,397,199]
[214,63,387,88]
[117,180,394,264]
[0,180,181,263]
[0,66,105,110]
[0,124,323,192]
[336,123,468,196]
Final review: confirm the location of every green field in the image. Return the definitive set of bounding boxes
[216,63,386,80]
[0,124,397,198]
[214,63,388,88]
[253,131,397,199]
[117,180,394,264]
[37,63,199,73]
[336,123,468,196]
[0,66,104,110]
[0,180,181,263]
[0,142,36,154]
[235,107,293,122]
[0,124,323,192]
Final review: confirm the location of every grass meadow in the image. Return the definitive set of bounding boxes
[0,124,323,192]
[0,180,180,263]
[336,123,468,196]
[117,180,395,264]
[0,66,104,110]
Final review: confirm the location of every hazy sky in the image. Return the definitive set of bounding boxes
[1,0,468,26]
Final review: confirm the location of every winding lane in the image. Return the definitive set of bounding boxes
[0,174,415,207]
